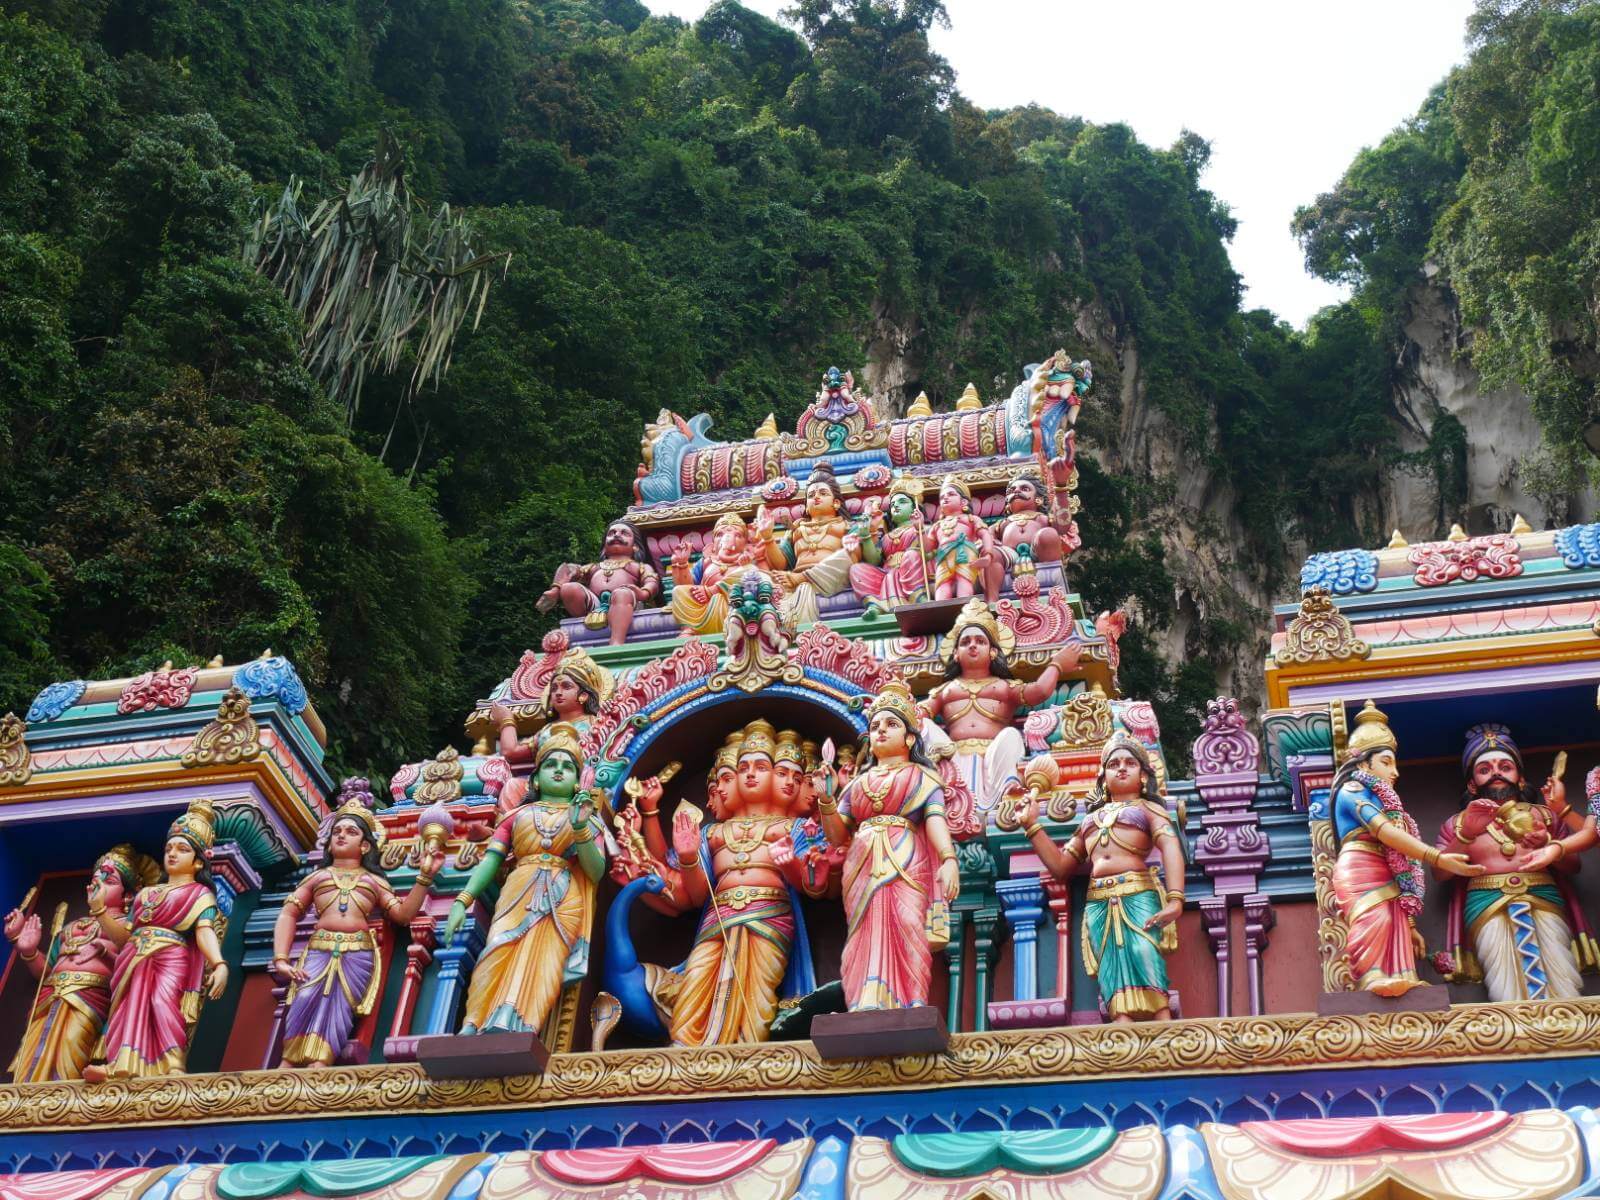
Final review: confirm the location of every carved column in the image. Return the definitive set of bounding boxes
[995,877,1046,1002]
[421,900,488,1035]
[1200,896,1231,1018]
[943,907,968,1035]
[1190,697,1274,1016]
[1044,877,1072,1007]
[206,843,262,919]
[1243,892,1276,1017]
[382,899,445,1063]
[970,906,1002,1033]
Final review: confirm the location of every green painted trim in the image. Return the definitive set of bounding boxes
[891,1128,1116,1176]
[216,1156,442,1198]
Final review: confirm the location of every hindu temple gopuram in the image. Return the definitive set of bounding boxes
[6,356,1600,1200]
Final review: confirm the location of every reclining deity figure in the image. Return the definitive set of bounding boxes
[1434,723,1597,1002]
[538,520,660,645]
[756,462,855,627]
[668,512,756,636]
[4,845,158,1081]
[919,598,1081,821]
[619,721,829,1045]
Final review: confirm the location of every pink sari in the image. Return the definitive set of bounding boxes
[839,763,944,1010]
[1333,842,1420,995]
[99,881,218,1077]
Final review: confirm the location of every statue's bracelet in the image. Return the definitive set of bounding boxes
[1024,822,1045,839]
[1164,890,1185,904]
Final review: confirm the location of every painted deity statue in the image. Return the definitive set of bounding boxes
[444,724,606,1038]
[3,846,158,1082]
[848,476,932,615]
[756,461,855,627]
[491,648,611,786]
[538,520,660,645]
[1019,736,1185,1021]
[994,473,1076,569]
[1434,724,1593,1002]
[819,681,960,1012]
[1330,702,1481,996]
[85,798,228,1080]
[668,512,756,636]
[628,722,827,1045]
[919,598,1081,820]
[271,791,445,1067]
[927,475,997,603]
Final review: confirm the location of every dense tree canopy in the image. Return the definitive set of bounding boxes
[1,0,1586,774]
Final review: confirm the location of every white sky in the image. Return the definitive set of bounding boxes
[645,0,1476,327]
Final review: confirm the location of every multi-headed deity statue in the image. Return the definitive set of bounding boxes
[927,475,997,603]
[271,787,445,1067]
[819,682,959,1012]
[623,721,827,1045]
[668,512,756,636]
[756,461,854,626]
[919,598,1081,820]
[538,520,660,645]
[1329,702,1481,996]
[3,845,158,1082]
[1434,724,1593,1002]
[444,723,606,1038]
[848,476,932,614]
[1019,735,1184,1021]
[85,798,228,1080]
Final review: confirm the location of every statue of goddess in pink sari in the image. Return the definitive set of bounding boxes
[85,798,228,1080]
[818,680,960,1011]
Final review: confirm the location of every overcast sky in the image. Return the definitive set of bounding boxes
[644,0,1477,327]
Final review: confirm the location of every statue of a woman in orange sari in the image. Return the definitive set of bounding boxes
[443,723,605,1038]
[818,680,960,1011]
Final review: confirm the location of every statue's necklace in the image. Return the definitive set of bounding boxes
[723,816,781,865]
[857,767,899,814]
[329,868,365,915]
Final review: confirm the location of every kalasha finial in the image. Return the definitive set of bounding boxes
[955,382,982,411]
[1448,524,1468,542]
[1386,529,1408,549]
[754,413,779,439]
[1510,513,1533,536]
[906,391,933,419]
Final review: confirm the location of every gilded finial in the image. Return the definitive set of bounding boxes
[955,382,982,411]
[1386,529,1408,549]
[1448,524,1468,542]
[906,391,933,419]
[754,413,779,440]
[1510,513,1533,536]
[260,648,273,659]
[206,655,224,668]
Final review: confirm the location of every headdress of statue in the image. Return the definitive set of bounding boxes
[887,476,925,505]
[712,512,748,536]
[867,679,921,732]
[1462,723,1522,777]
[774,728,805,766]
[800,738,821,774]
[712,729,744,774]
[551,648,614,710]
[169,797,217,854]
[536,722,585,770]
[806,461,840,500]
[939,473,972,502]
[95,844,161,892]
[330,794,386,851]
[939,597,1016,662]
[1345,700,1398,762]
[739,719,778,761]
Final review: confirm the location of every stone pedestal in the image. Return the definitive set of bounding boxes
[892,596,974,637]
[416,1031,550,1079]
[1316,984,1451,1016]
[811,1006,950,1060]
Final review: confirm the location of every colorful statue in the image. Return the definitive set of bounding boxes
[1018,735,1185,1021]
[755,462,854,626]
[1329,701,1481,996]
[847,477,932,614]
[491,647,611,770]
[919,598,1081,819]
[443,723,606,1037]
[927,475,997,603]
[668,513,755,636]
[537,520,660,645]
[625,722,824,1045]
[1435,725,1593,1002]
[994,473,1078,567]
[819,681,959,1012]
[86,798,228,1080]
[3,846,158,1082]
[271,790,446,1067]
[720,569,793,689]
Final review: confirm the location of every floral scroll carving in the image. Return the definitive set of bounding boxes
[180,687,261,768]
[0,712,31,787]
[1274,588,1370,666]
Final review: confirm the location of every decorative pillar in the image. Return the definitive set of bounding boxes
[421,899,488,1035]
[1044,877,1072,1006]
[206,843,262,919]
[995,877,1046,1001]
[1200,896,1231,1018]
[382,899,444,1063]
[970,907,1002,1033]
[1243,892,1276,1017]
[943,907,968,1036]
[1190,697,1274,1016]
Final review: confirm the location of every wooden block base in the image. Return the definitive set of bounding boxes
[416,1030,550,1079]
[811,1005,950,1060]
[892,596,974,637]
[1316,983,1451,1016]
